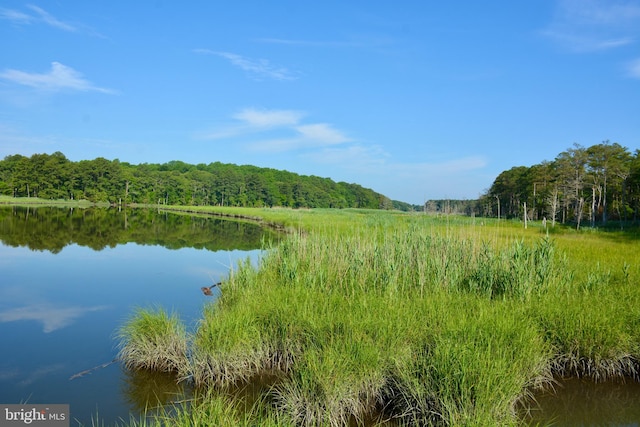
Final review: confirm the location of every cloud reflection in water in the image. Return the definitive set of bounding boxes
[0,303,108,333]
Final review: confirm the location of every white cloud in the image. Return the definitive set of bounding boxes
[542,0,640,52]
[246,125,351,153]
[234,108,304,127]
[0,8,34,24]
[197,109,489,202]
[194,49,297,81]
[26,4,76,32]
[0,4,76,31]
[295,123,351,145]
[201,109,352,152]
[197,108,304,140]
[0,62,116,94]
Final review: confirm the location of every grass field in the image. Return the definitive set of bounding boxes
[73,206,640,425]
[6,198,638,424]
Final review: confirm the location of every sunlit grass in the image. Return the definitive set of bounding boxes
[117,208,640,426]
[117,307,189,374]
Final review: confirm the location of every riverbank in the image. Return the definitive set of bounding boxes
[0,195,99,207]
[117,208,640,426]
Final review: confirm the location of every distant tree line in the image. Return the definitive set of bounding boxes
[0,152,398,210]
[477,141,640,227]
[423,199,478,216]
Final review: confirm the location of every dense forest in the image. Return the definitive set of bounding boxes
[479,141,640,227]
[5,142,637,224]
[0,152,404,210]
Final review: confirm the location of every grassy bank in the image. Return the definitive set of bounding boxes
[0,195,99,207]
[117,208,640,426]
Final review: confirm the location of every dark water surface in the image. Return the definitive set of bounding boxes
[0,206,277,426]
[522,377,640,426]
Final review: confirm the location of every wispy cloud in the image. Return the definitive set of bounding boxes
[0,123,55,155]
[197,108,304,140]
[295,124,351,145]
[255,37,365,48]
[19,364,66,387]
[391,156,488,176]
[0,62,117,94]
[307,145,486,177]
[233,108,304,127]
[305,146,488,200]
[248,124,352,152]
[0,8,33,24]
[194,49,297,81]
[1,4,76,31]
[197,108,488,201]
[541,0,640,52]
[304,144,389,170]
[25,4,76,31]
[200,108,351,152]
[628,58,640,78]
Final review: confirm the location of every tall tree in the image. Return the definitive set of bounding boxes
[586,141,631,223]
[555,143,588,225]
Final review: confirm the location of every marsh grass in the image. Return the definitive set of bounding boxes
[184,220,564,425]
[117,209,640,426]
[117,307,189,374]
[103,390,292,427]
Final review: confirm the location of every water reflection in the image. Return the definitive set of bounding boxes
[120,368,189,413]
[0,206,275,426]
[523,377,640,426]
[0,303,108,333]
[0,206,277,252]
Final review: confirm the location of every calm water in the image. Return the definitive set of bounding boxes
[522,377,640,426]
[0,206,277,426]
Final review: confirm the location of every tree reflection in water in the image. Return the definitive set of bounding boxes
[0,206,279,253]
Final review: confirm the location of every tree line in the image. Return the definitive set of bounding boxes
[0,152,398,210]
[478,141,640,227]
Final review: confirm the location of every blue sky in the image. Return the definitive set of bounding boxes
[1,1,639,204]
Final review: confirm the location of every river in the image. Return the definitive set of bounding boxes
[0,205,278,425]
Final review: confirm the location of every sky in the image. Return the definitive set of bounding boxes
[1,1,639,205]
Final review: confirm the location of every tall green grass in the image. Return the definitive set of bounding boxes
[117,210,640,426]
[185,220,561,425]
[117,307,189,374]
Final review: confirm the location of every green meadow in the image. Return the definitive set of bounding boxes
[118,207,640,426]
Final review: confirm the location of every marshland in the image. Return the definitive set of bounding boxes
[115,206,640,426]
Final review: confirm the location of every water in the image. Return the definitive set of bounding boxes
[522,377,640,426]
[0,206,277,426]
